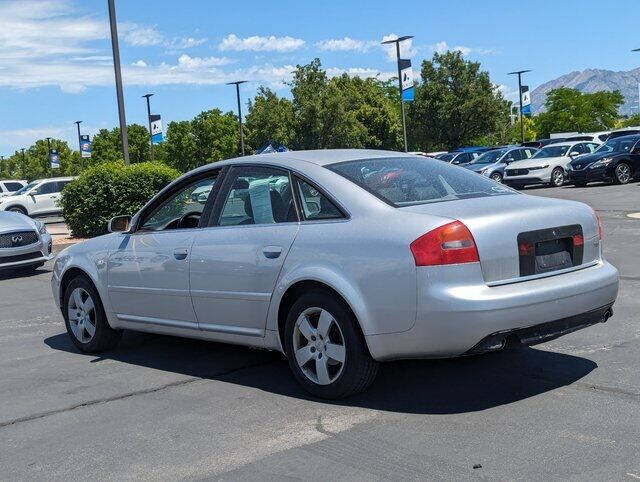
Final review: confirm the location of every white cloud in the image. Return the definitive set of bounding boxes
[218,34,305,52]
[120,23,164,47]
[326,67,396,81]
[496,83,520,101]
[132,60,147,68]
[381,33,417,61]
[316,37,378,52]
[176,54,232,68]
[429,41,498,56]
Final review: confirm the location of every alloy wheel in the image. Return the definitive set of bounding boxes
[616,163,631,184]
[552,169,564,186]
[67,287,96,343]
[490,173,502,183]
[292,307,346,385]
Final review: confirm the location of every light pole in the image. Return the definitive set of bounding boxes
[508,70,532,143]
[45,137,51,173]
[107,0,130,164]
[142,93,154,161]
[74,121,82,150]
[381,36,413,152]
[227,81,247,156]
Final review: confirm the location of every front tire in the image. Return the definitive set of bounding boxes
[7,206,27,215]
[63,275,122,353]
[284,291,379,399]
[550,167,565,187]
[490,172,503,183]
[614,162,631,184]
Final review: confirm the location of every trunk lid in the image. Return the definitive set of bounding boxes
[401,194,599,284]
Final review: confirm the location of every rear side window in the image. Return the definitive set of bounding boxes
[328,157,515,207]
[36,182,57,194]
[295,178,343,220]
[4,182,23,191]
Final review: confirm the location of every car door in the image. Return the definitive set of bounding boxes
[107,172,219,328]
[189,165,299,336]
[30,181,58,215]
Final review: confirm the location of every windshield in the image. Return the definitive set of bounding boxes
[532,145,570,159]
[470,149,506,165]
[12,182,38,196]
[328,157,515,207]
[595,137,637,154]
[435,153,454,162]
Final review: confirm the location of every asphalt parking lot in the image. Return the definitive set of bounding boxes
[1,182,639,480]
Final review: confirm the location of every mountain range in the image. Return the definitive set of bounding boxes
[530,67,640,116]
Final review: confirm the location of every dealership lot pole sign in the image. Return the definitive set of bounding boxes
[150,114,164,144]
[79,134,92,158]
[521,85,532,116]
[49,149,60,169]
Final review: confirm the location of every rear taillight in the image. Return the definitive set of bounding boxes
[410,221,479,266]
[594,210,603,239]
[572,234,584,247]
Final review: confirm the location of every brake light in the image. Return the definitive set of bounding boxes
[572,234,584,246]
[518,241,534,256]
[593,210,603,239]
[410,221,479,266]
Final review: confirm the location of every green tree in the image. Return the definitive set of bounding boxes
[245,87,296,151]
[407,50,509,151]
[535,88,623,135]
[91,124,152,164]
[164,120,198,172]
[617,113,640,128]
[191,109,239,164]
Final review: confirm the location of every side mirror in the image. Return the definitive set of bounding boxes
[108,215,131,233]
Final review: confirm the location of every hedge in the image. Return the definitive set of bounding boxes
[60,162,180,238]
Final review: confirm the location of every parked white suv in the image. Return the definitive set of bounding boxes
[0,180,27,198]
[0,177,75,217]
[503,141,600,188]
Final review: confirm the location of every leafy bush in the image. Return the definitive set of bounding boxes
[60,161,180,238]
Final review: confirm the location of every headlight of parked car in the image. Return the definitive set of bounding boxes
[590,157,613,168]
[34,220,48,235]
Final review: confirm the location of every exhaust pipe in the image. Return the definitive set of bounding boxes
[603,308,613,323]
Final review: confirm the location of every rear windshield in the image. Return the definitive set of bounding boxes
[328,157,515,207]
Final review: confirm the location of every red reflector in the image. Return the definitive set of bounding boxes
[518,241,534,256]
[410,221,479,266]
[594,210,603,239]
[572,234,584,246]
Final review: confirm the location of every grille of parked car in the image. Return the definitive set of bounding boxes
[506,168,529,176]
[0,251,42,264]
[0,230,39,249]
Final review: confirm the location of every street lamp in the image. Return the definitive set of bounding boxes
[74,121,82,151]
[632,49,640,114]
[508,69,532,143]
[381,35,414,152]
[142,93,154,161]
[107,0,130,164]
[227,80,248,156]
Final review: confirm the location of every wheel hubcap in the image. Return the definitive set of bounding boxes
[617,164,630,183]
[553,170,563,185]
[491,174,502,183]
[292,307,345,385]
[68,288,96,343]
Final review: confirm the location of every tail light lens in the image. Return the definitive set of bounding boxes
[593,210,603,239]
[410,221,479,266]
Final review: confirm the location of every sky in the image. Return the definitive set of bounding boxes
[1,0,640,155]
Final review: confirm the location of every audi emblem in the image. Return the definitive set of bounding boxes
[11,235,23,245]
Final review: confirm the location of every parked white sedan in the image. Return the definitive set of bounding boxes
[504,142,600,188]
[51,150,618,398]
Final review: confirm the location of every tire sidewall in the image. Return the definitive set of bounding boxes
[615,163,631,184]
[551,167,564,187]
[490,173,502,183]
[284,291,368,399]
[63,276,111,353]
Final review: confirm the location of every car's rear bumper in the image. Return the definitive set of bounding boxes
[365,260,619,361]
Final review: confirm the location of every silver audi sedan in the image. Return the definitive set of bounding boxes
[51,150,619,399]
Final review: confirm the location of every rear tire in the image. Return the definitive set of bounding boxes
[284,291,379,399]
[63,275,122,353]
[550,167,565,187]
[614,162,631,184]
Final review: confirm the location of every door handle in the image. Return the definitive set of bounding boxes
[262,246,282,259]
[173,248,189,260]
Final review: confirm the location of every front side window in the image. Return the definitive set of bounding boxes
[217,166,296,226]
[36,182,57,195]
[329,157,515,207]
[140,174,218,231]
[471,149,507,165]
[295,178,343,220]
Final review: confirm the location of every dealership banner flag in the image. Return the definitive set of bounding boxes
[49,149,60,169]
[399,58,414,102]
[521,85,532,116]
[150,114,164,144]
[79,134,92,158]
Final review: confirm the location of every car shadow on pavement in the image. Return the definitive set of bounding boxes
[44,330,596,415]
[0,266,50,281]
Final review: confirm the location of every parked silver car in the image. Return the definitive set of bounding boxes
[0,211,53,271]
[51,150,619,398]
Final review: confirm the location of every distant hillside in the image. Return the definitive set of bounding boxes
[531,68,640,116]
